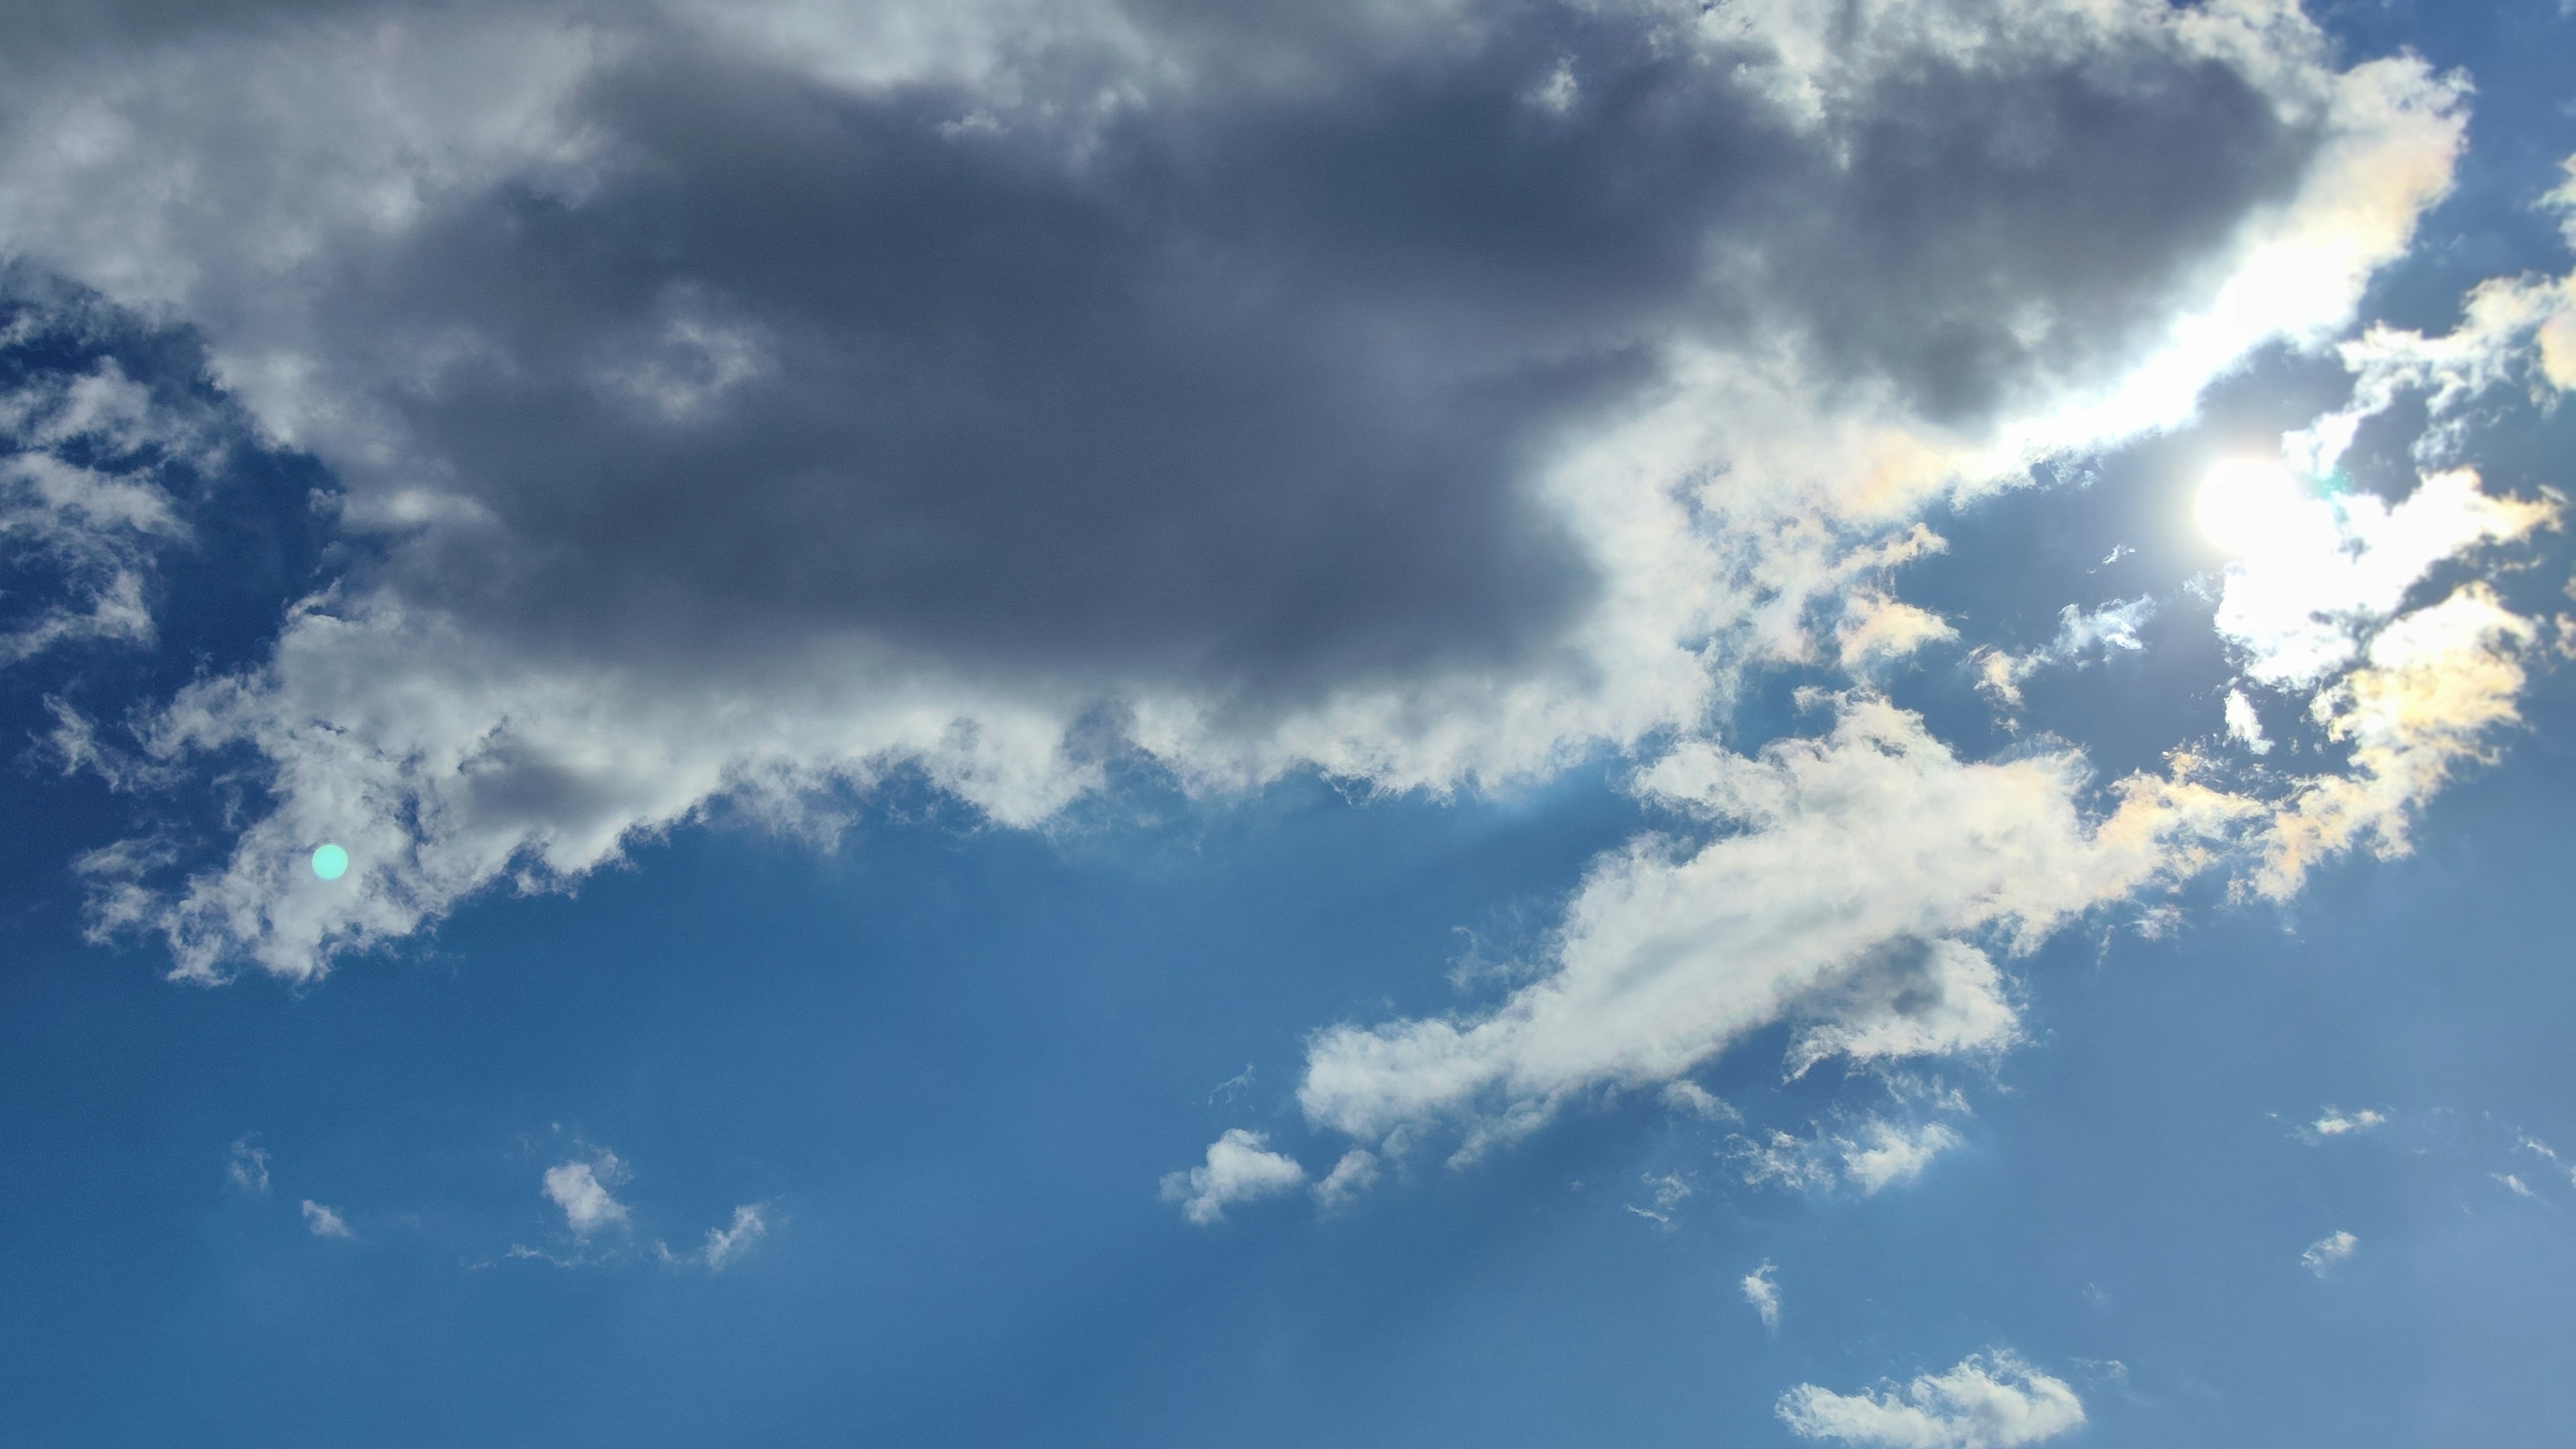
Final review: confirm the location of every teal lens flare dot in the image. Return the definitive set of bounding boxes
[311,843,350,881]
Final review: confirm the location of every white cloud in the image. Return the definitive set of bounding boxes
[2224,689,2273,755]
[661,1203,769,1271]
[2310,1107,2385,1138]
[225,1137,270,1195]
[1778,1350,2085,1448]
[2212,468,2553,690]
[1743,1260,1781,1332]
[2493,1173,2536,1200]
[1737,1116,1966,1197]
[543,1152,631,1238]
[2302,1230,2359,1276]
[300,1199,354,1238]
[1625,1170,1697,1227]
[1309,1150,1380,1214]
[1786,939,2022,1080]
[1296,697,2249,1157]
[1159,1129,1305,1227]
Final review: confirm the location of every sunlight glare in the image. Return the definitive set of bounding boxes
[2195,458,2310,557]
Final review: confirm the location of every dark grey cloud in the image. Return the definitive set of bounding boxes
[0,0,2469,976]
[280,1,2316,700]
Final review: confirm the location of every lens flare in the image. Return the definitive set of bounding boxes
[311,843,350,881]
[2195,458,2309,556]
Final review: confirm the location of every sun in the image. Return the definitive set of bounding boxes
[2194,458,2309,556]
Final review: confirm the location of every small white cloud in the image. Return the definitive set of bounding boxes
[225,1137,270,1195]
[543,1152,630,1238]
[1309,1149,1380,1212]
[1743,1260,1781,1332]
[1161,1129,1305,1226]
[701,1203,767,1269]
[1208,1064,1255,1105]
[300,1199,354,1238]
[1778,1350,2084,1447]
[1626,1170,1696,1226]
[2311,1107,2386,1138]
[2223,688,2273,755]
[2302,1230,2359,1276]
[2517,1134,2561,1163]
[2493,1173,2537,1199]
[1737,1116,1964,1197]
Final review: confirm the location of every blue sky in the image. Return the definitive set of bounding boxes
[3,2,2574,1445]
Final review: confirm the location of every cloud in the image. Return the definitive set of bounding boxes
[542,1152,631,1238]
[1293,696,2248,1157]
[0,0,2469,980]
[1309,1149,1380,1214]
[2310,1107,2385,1138]
[659,1203,769,1271]
[2212,468,2553,691]
[1778,1350,2084,1448]
[1625,1169,1696,1226]
[225,1137,270,1195]
[1742,1260,1781,1332]
[300,1199,354,1238]
[0,288,217,669]
[2493,1173,2537,1200]
[2224,688,2273,755]
[2302,1229,2358,1275]
[1735,1115,1966,1197]
[1660,1079,1737,1122]
[1160,1129,1305,1227]
[2257,580,2545,898]
[1972,596,2155,710]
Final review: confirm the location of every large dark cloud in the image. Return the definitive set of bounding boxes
[283,2,2317,701]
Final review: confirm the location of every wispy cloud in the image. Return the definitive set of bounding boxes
[1742,1261,1781,1333]
[225,1137,270,1195]
[300,1200,354,1239]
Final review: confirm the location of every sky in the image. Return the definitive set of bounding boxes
[1,1,2573,1444]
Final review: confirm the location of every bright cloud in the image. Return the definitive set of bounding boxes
[661,1203,771,1272]
[1736,1116,1967,1197]
[300,1200,354,1239]
[2311,1108,2385,1138]
[1778,1351,2085,1448]
[2302,1230,2359,1275]
[1160,1130,1305,1227]
[542,1152,631,1238]
[1743,1260,1782,1332]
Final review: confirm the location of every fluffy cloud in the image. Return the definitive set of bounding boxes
[300,1199,355,1238]
[1778,1351,2084,1448]
[1292,696,2249,1157]
[0,0,2467,980]
[2301,1229,2358,1275]
[1159,1129,1305,1226]
[542,1152,631,1238]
